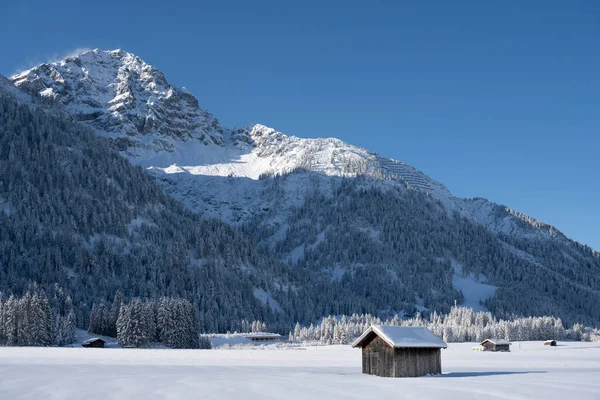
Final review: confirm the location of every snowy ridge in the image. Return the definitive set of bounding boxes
[376,156,434,191]
[459,198,564,241]
[374,155,452,200]
[8,50,449,195]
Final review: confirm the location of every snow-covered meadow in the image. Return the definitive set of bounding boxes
[1,341,599,399]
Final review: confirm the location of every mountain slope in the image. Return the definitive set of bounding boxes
[10,49,600,326]
[0,77,307,332]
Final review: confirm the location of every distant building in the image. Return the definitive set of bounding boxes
[243,333,282,342]
[480,339,511,352]
[544,340,557,346]
[351,325,447,377]
[82,338,105,348]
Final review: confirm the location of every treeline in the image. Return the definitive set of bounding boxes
[289,307,600,345]
[89,295,210,349]
[0,286,75,347]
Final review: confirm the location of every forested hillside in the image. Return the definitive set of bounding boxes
[243,174,600,326]
[0,87,303,332]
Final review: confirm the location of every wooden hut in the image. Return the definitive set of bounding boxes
[480,338,511,352]
[351,325,447,377]
[82,338,105,348]
[243,333,282,342]
[544,340,557,346]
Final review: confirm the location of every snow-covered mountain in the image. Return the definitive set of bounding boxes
[9,49,600,326]
[12,49,225,154]
[11,50,446,189]
[10,50,559,238]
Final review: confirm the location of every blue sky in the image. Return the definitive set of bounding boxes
[1,0,598,250]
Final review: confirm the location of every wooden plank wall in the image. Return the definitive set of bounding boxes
[393,348,441,377]
[362,336,442,377]
[363,336,396,377]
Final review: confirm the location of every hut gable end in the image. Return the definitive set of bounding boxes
[353,325,446,378]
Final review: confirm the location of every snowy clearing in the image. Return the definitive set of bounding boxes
[452,261,497,312]
[1,342,599,399]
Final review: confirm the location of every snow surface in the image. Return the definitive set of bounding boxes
[353,325,448,348]
[0,342,599,399]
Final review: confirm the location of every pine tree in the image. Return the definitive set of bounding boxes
[108,291,123,337]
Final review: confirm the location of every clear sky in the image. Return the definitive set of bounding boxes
[1,0,598,250]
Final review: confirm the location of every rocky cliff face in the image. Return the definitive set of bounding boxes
[12,49,225,155]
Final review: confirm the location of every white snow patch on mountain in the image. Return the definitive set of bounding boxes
[329,266,347,282]
[0,199,10,216]
[252,288,283,313]
[127,217,148,236]
[452,261,497,312]
[288,245,306,264]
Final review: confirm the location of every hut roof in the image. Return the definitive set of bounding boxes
[352,325,447,349]
[243,332,282,339]
[82,337,105,345]
[481,338,511,345]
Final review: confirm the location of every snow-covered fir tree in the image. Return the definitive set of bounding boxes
[115,297,200,349]
[290,307,600,345]
[0,286,75,347]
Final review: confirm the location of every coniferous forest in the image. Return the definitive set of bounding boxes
[1,78,600,348]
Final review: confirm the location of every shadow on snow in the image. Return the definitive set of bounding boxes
[439,371,547,378]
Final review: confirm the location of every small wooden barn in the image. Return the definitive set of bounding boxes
[82,338,105,348]
[243,333,282,342]
[544,340,557,346]
[352,325,447,377]
[480,338,511,352]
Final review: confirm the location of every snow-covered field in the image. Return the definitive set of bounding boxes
[0,342,599,399]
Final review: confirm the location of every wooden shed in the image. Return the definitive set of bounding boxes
[243,333,282,342]
[351,325,447,377]
[544,340,557,346]
[480,338,511,352]
[82,338,105,348]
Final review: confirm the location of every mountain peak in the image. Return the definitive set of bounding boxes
[11,48,225,153]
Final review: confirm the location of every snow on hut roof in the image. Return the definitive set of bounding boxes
[481,338,511,345]
[242,332,282,339]
[82,337,105,345]
[351,325,447,349]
